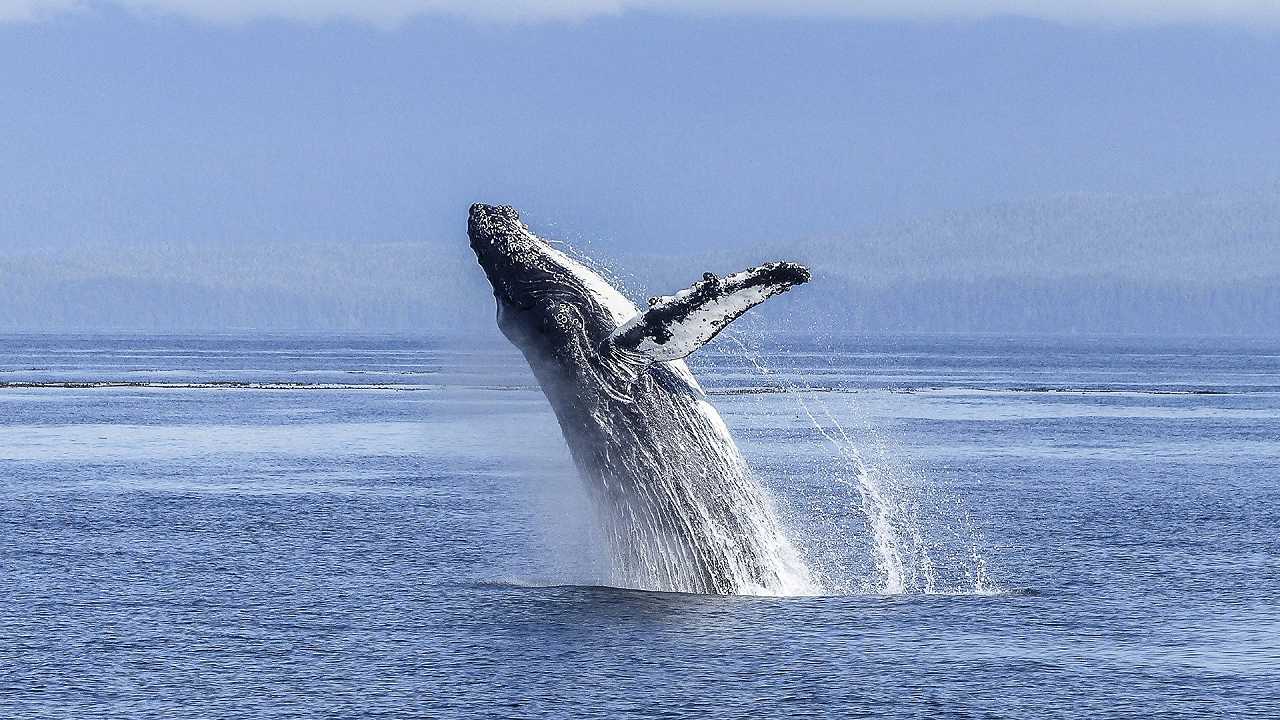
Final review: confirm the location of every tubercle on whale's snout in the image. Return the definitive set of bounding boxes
[468,202,520,226]
[468,204,559,276]
[467,203,526,251]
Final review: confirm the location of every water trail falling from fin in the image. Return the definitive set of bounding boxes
[529,238,987,596]
[720,332,996,596]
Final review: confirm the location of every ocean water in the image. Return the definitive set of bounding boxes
[2,333,1278,718]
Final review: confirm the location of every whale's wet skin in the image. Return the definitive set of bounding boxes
[468,204,813,594]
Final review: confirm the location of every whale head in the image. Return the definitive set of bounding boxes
[469,202,811,402]
[469,204,637,388]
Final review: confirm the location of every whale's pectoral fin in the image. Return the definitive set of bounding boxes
[606,261,811,362]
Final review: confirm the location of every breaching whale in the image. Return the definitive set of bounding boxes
[469,204,814,595]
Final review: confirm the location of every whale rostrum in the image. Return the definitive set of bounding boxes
[468,203,816,595]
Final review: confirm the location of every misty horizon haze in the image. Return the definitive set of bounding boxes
[3,190,1277,336]
[1,10,1277,336]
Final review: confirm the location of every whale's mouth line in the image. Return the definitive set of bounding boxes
[487,270,587,316]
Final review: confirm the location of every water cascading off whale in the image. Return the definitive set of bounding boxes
[469,204,815,595]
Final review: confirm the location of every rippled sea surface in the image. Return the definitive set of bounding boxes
[2,333,1278,718]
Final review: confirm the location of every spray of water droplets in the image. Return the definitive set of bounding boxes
[529,241,997,596]
[719,332,999,596]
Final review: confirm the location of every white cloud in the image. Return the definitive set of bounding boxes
[2,0,1279,27]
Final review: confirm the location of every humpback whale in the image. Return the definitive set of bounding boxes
[469,204,814,595]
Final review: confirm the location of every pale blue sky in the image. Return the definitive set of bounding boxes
[2,4,1279,253]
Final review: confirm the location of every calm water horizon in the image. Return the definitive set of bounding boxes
[2,332,1278,718]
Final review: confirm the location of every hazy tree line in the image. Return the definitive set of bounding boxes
[2,261,1275,337]
[2,191,1277,337]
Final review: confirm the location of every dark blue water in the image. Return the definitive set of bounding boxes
[2,333,1278,718]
